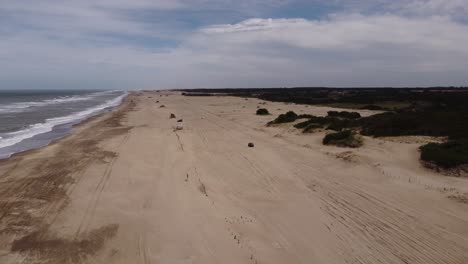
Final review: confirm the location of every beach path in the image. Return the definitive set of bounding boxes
[1,91,468,264]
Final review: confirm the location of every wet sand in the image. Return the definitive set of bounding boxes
[1,91,468,264]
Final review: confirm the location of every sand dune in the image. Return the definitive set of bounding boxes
[1,91,468,264]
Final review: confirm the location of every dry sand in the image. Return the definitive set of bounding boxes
[1,91,468,264]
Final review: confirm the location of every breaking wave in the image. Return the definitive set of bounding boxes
[0,93,127,149]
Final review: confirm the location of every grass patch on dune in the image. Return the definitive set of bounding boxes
[293,115,359,133]
[268,111,298,125]
[294,119,317,129]
[323,130,363,148]
[327,111,361,119]
[268,111,316,125]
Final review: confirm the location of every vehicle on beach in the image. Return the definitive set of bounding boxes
[176,119,184,130]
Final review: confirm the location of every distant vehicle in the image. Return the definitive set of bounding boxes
[176,119,184,130]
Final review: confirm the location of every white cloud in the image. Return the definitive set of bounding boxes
[1,1,468,89]
[200,15,468,53]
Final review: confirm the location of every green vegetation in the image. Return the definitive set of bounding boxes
[293,115,359,132]
[297,114,315,119]
[360,105,384,110]
[303,123,322,133]
[360,109,468,140]
[180,87,467,113]
[268,111,298,125]
[420,140,468,168]
[297,116,330,126]
[323,130,363,148]
[256,108,270,115]
[323,130,351,144]
[294,118,317,129]
[327,111,361,119]
[326,119,357,131]
[293,117,323,133]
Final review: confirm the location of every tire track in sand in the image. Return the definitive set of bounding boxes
[74,132,131,240]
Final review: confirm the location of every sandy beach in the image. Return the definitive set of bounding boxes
[1,91,468,264]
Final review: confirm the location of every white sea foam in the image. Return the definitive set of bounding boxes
[0,92,127,149]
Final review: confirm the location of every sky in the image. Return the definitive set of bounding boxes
[1,0,468,90]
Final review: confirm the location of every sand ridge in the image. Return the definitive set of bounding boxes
[0,91,468,263]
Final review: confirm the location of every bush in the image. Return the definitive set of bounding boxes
[420,140,468,168]
[327,111,361,119]
[294,118,318,129]
[360,109,468,139]
[297,114,315,119]
[323,130,362,148]
[326,118,356,131]
[303,123,322,133]
[323,130,351,144]
[268,111,298,125]
[256,108,270,115]
[361,105,384,110]
[294,114,360,132]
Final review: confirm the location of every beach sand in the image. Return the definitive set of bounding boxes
[1,91,468,263]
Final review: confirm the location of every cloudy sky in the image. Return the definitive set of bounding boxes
[1,0,468,89]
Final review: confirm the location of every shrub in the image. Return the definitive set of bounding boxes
[256,108,270,115]
[327,111,361,119]
[420,140,468,168]
[326,118,356,131]
[361,105,384,110]
[295,115,359,132]
[297,114,315,119]
[323,130,351,144]
[303,123,322,133]
[268,111,298,125]
[360,109,468,139]
[323,130,362,148]
[294,118,318,129]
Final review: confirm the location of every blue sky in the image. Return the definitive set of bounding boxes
[1,0,468,89]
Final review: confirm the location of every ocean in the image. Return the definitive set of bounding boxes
[0,90,127,159]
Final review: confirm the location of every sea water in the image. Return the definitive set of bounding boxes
[0,90,126,159]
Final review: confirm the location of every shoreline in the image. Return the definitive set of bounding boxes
[0,93,130,161]
[1,91,467,264]
[0,93,136,262]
